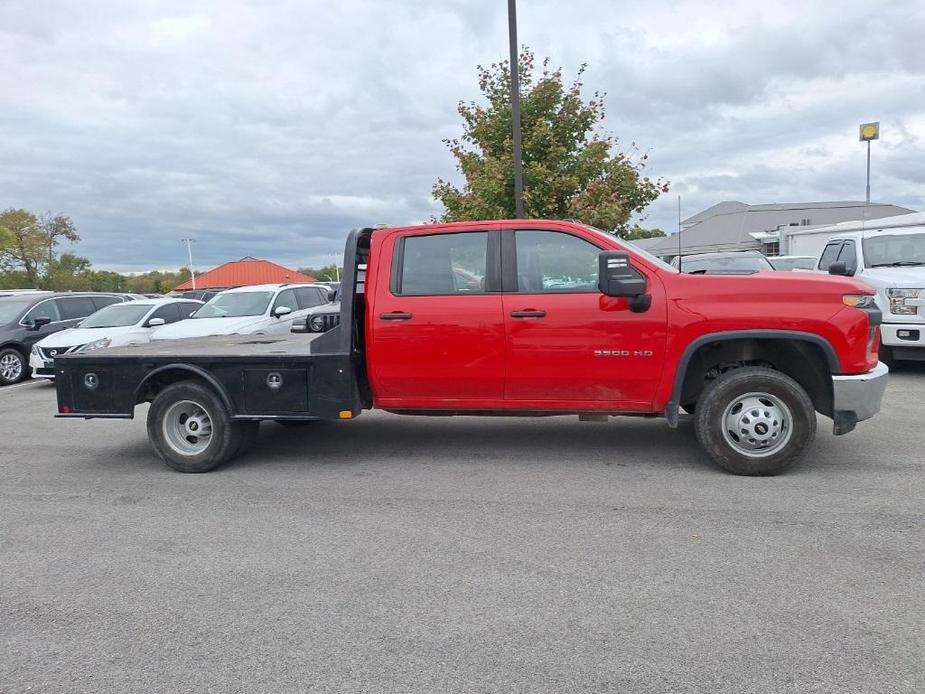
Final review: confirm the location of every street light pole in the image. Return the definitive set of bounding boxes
[507,0,525,219]
[859,121,879,205]
[181,238,197,291]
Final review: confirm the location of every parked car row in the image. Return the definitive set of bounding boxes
[0,282,337,385]
[1,292,136,385]
[28,298,205,379]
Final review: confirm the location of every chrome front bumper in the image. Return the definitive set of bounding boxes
[831,361,889,435]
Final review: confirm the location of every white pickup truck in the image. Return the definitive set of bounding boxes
[799,226,925,366]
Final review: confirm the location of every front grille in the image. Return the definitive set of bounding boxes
[312,314,341,332]
[38,345,82,361]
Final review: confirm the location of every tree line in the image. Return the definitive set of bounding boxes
[0,208,191,294]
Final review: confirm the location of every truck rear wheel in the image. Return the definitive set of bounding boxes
[694,367,816,475]
[147,380,244,473]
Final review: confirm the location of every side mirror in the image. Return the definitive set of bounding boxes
[828,261,850,276]
[29,317,52,331]
[147,318,166,327]
[274,306,292,318]
[290,317,309,334]
[598,252,647,297]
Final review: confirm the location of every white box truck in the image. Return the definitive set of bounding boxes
[783,212,925,366]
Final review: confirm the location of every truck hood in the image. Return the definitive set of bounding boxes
[35,326,146,349]
[860,266,925,287]
[681,271,870,292]
[151,316,263,340]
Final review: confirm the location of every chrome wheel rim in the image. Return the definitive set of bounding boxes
[162,400,214,456]
[721,392,792,458]
[0,353,23,382]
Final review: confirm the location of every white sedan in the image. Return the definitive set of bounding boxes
[29,298,203,379]
[150,283,333,341]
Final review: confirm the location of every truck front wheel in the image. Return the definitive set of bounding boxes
[694,367,816,475]
[147,380,245,473]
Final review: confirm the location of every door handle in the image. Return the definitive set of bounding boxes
[510,310,546,318]
[380,311,413,320]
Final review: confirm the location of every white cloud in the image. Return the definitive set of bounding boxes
[1,0,923,269]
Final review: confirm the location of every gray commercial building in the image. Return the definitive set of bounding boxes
[646,200,915,259]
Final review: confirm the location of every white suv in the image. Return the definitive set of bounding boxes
[150,283,332,341]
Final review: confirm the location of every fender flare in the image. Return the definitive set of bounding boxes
[135,363,236,415]
[666,330,839,427]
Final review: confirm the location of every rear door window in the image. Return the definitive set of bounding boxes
[91,295,122,310]
[295,287,327,309]
[396,232,488,295]
[180,303,201,318]
[57,296,97,320]
[818,242,842,271]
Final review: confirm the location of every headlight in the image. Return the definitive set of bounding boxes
[843,294,877,308]
[309,315,326,332]
[77,338,112,353]
[887,288,922,315]
[31,344,40,356]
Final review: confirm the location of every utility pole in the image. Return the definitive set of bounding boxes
[677,196,682,272]
[508,0,525,218]
[181,238,197,290]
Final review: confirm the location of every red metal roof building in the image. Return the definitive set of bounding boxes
[174,257,317,291]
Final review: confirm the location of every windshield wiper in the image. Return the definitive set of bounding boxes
[869,261,925,267]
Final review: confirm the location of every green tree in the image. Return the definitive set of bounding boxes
[123,267,190,294]
[0,208,80,287]
[298,264,341,282]
[46,253,93,291]
[621,226,667,241]
[433,49,668,232]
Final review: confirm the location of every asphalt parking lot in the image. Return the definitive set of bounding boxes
[1,372,923,694]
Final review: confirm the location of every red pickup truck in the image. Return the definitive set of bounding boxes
[54,220,888,475]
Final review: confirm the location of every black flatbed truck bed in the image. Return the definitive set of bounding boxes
[55,229,371,428]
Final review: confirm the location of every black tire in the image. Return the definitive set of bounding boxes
[694,367,816,476]
[147,380,244,473]
[0,347,27,386]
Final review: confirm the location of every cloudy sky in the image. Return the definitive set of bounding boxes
[3,0,924,272]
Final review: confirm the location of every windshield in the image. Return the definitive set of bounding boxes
[81,303,153,328]
[194,291,273,318]
[863,233,925,267]
[581,225,678,272]
[0,298,33,324]
[769,257,815,271]
[682,255,772,273]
